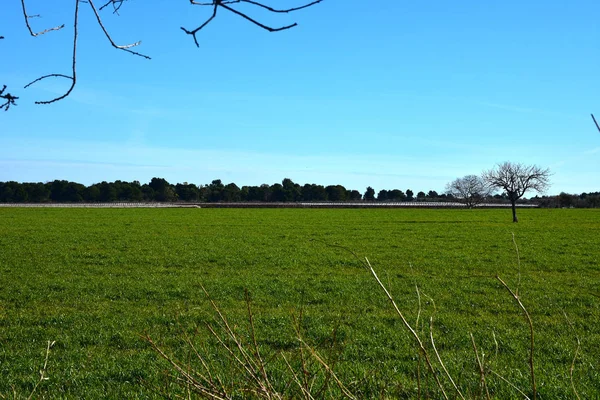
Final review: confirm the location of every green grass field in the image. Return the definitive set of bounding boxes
[1,208,599,398]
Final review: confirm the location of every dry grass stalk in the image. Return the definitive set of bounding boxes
[430,316,465,400]
[563,311,581,400]
[364,257,449,399]
[26,340,56,400]
[470,333,491,400]
[496,276,537,400]
[148,283,357,399]
[489,370,531,399]
[511,233,522,297]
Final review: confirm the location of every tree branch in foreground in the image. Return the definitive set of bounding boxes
[0,85,19,111]
[182,0,322,47]
[592,114,600,133]
[23,0,80,105]
[87,0,150,59]
[20,0,65,37]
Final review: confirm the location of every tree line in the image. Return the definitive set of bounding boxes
[0,178,444,203]
[0,176,596,208]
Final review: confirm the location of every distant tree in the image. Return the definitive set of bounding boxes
[558,192,575,208]
[377,189,389,201]
[141,184,155,201]
[388,189,406,202]
[96,181,117,202]
[0,182,17,202]
[84,185,101,202]
[483,162,551,222]
[258,184,273,202]
[23,182,50,202]
[301,184,328,201]
[175,183,200,202]
[364,186,375,201]
[246,185,264,202]
[282,178,301,202]
[347,190,362,201]
[207,179,225,202]
[325,185,347,201]
[405,189,414,201]
[270,183,285,202]
[149,177,177,202]
[416,191,426,201]
[427,190,439,200]
[445,175,490,209]
[222,183,241,202]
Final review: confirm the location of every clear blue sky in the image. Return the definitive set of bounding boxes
[1,0,599,195]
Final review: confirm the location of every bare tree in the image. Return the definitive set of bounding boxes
[483,162,551,223]
[445,175,490,208]
[1,0,322,108]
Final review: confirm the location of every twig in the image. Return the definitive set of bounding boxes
[99,0,127,13]
[245,289,273,392]
[281,353,316,400]
[237,0,322,13]
[364,257,449,399]
[219,3,297,32]
[297,338,357,400]
[489,369,531,399]
[26,340,56,400]
[311,239,449,399]
[20,0,65,36]
[87,0,151,59]
[563,311,581,400]
[146,335,230,400]
[183,0,321,46]
[497,275,536,399]
[181,4,218,47]
[470,333,491,400]
[426,290,464,400]
[511,233,521,297]
[0,85,19,111]
[592,114,600,133]
[24,0,80,104]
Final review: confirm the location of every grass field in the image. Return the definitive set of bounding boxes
[1,208,599,398]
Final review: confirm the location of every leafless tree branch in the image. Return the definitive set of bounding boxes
[88,0,151,59]
[592,114,600,133]
[237,0,323,14]
[99,0,127,14]
[24,0,80,105]
[181,4,219,47]
[20,0,65,37]
[219,2,297,31]
[0,85,19,111]
[182,0,321,46]
[8,0,320,107]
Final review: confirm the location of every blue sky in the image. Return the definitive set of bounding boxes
[1,0,599,195]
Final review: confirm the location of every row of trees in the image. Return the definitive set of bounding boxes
[0,178,450,204]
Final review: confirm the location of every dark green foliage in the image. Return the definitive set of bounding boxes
[364,186,375,201]
[2,179,596,206]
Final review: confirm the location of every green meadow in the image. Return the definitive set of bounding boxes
[0,208,599,398]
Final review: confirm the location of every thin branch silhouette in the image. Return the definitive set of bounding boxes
[182,0,322,47]
[0,85,19,111]
[20,0,65,36]
[592,114,600,133]
[24,0,80,105]
[10,0,320,106]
